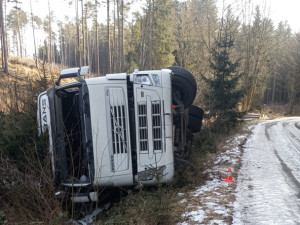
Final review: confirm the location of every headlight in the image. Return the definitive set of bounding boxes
[134,74,152,85]
[151,74,160,86]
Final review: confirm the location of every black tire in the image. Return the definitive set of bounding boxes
[174,158,196,172]
[188,105,204,133]
[166,66,197,108]
[188,105,204,118]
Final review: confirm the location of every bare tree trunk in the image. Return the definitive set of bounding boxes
[0,0,8,74]
[140,17,146,69]
[1,33,3,66]
[75,0,81,67]
[87,29,90,69]
[287,89,296,114]
[4,0,8,58]
[116,0,121,71]
[30,0,38,68]
[60,25,64,67]
[242,26,251,112]
[81,0,85,66]
[15,35,19,57]
[16,9,22,58]
[107,0,111,73]
[66,39,70,66]
[120,0,124,71]
[47,0,53,65]
[94,0,100,75]
[112,0,116,72]
[84,0,89,67]
[271,76,276,104]
[149,0,154,70]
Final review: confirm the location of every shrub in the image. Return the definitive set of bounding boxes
[102,186,181,225]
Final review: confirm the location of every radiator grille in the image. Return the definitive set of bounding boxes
[107,88,129,172]
[110,105,127,154]
[152,102,162,151]
[138,104,148,152]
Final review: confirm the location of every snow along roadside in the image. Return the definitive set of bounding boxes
[178,125,254,225]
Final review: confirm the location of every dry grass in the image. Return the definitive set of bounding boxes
[99,186,184,225]
[258,104,300,117]
[8,57,62,76]
[0,58,68,224]
[9,56,36,70]
[0,152,66,224]
[0,57,62,113]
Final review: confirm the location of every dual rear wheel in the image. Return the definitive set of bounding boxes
[166,66,203,133]
[166,66,197,109]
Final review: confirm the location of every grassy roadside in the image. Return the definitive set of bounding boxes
[175,122,254,224]
[97,123,252,225]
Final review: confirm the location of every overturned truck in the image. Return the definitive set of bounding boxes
[37,66,203,202]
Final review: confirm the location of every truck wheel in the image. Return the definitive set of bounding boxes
[166,66,197,108]
[175,158,196,172]
[188,105,204,133]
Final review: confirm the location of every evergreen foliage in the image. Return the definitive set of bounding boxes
[202,20,244,132]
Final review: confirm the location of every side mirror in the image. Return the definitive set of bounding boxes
[60,67,80,78]
[56,66,89,86]
[80,66,89,76]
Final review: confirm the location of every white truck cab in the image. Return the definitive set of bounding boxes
[37,66,203,202]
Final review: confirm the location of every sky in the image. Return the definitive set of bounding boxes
[269,0,300,32]
[18,0,300,32]
[216,0,300,32]
[6,0,300,58]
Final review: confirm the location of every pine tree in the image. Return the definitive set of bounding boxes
[202,24,244,132]
[7,6,28,57]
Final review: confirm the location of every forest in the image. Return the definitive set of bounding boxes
[0,0,300,223]
[0,0,299,113]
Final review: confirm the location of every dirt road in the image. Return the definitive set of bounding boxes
[233,117,300,224]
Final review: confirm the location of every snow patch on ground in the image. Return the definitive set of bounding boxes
[178,134,248,224]
[179,118,300,224]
